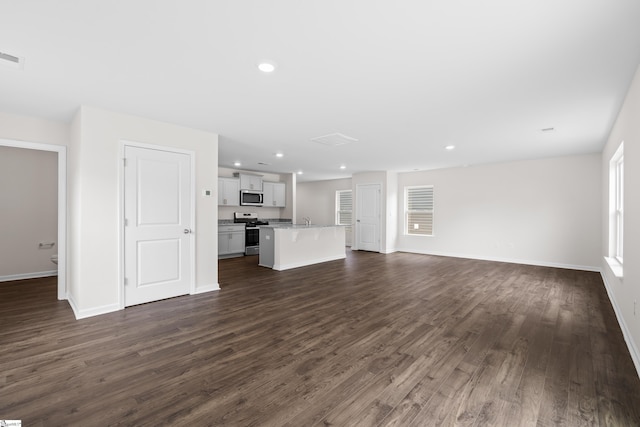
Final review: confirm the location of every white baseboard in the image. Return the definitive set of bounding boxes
[393,247,600,272]
[351,248,397,254]
[0,270,58,282]
[192,283,220,294]
[600,270,640,379]
[67,283,220,319]
[68,293,120,320]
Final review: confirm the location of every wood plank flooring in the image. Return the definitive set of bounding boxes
[1,250,640,426]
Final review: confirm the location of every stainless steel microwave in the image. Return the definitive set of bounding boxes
[240,190,264,206]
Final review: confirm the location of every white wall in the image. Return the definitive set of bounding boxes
[68,106,218,318]
[68,109,83,307]
[297,178,352,224]
[0,146,58,279]
[395,154,602,270]
[0,110,69,146]
[297,178,352,245]
[281,172,296,222]
[601,64,640,376]
[0,111,68,285]
[385,172,398,254]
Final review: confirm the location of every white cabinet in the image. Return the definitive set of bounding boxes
[218,224,245,257]
[263,182,286,207]
[218,177,240,206]
[237,173,263,191]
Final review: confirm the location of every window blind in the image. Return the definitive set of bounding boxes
[406,186,434,236]
[337,190,352,226]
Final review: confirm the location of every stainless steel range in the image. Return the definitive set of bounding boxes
[233,212,269,255]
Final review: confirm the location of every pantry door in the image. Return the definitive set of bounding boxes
[355,183,381,252]
[124,145,193,306]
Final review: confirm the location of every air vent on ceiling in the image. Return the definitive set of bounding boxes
[0,51,24,69]
[311,133,359,147]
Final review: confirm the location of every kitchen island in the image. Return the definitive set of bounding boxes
[259,224,346,271]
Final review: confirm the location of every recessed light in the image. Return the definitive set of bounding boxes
[258,62,276,73]
[340,165,346,170]
[233,162,241,167]
[275,152,284,158]
[297,170,303,175]
[445,145,455,150]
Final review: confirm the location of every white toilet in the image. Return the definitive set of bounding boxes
[51,254,58,265]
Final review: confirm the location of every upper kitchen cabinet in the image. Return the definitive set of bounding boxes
[263,181,286,207]
[218,177,240,206]
[235,173,263,191]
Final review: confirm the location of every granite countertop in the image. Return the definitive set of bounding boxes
[218,218,292,225]
[261,224,344,229]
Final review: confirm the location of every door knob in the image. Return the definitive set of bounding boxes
[184,229,191,234]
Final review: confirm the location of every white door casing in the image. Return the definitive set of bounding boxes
[356,183,381,252]
[124,144,193,306]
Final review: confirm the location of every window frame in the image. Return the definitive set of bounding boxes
[611,143,624,265]
[335,189,353,227]
[404,185,434,236]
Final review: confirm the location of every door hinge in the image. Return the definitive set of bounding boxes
[124,218,128,226]
[124,277,128,285]
[123,158,127,167]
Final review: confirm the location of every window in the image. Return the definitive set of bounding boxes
[405,185,434,236]
[336,190,352,227]
[610,143,624,265]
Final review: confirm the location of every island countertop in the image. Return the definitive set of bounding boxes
[260,223,345,229]
[259,225,346,270]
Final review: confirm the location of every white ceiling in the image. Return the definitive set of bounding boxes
[1,1,639,182]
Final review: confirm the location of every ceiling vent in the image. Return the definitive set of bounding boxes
[0,51,24,69]
[311,133,359,147]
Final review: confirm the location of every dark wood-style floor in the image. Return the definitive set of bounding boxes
[1,251,639,426]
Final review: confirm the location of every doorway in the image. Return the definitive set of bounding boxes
[122,143,195,306]
[355,183,381,252]
[0,138,67,299]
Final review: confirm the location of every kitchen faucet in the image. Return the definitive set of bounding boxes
[303,217,311,226]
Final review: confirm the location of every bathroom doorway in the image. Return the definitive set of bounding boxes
[0,138,67,299]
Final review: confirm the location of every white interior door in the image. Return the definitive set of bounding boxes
[356,183,381,252]
[124,145,192,306]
